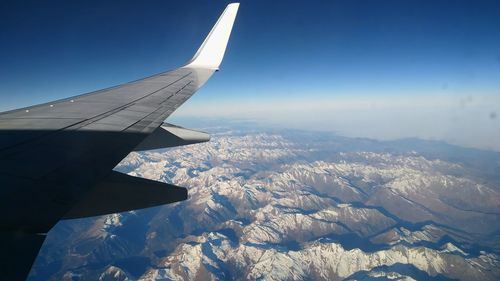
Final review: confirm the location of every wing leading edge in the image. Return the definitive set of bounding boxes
[0,3,239,280]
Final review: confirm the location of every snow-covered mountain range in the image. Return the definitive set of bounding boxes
[29,128,500,281]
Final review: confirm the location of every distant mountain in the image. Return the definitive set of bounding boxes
[29,128,500,281]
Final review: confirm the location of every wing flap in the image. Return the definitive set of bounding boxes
[134,122,210,151]
[64,171,187,219]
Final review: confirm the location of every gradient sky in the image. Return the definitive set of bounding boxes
[1,0,500,150]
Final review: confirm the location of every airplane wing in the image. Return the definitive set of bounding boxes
[0,3,239,280]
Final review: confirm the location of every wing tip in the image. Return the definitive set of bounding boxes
[184,3,240,70]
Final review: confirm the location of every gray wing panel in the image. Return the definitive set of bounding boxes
[76,67,214,133]
[0,67,212,142]
[0,67,214,231]
[0,67,213,280]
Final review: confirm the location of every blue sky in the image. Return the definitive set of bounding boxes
[1,0,500,149]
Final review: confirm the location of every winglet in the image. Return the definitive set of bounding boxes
[184,3,239,70]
